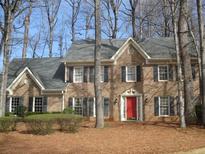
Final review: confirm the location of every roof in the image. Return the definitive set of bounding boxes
[138,37,197,59]
[64,39,126,62]
[64,37,197,62]
[8,57,65,90]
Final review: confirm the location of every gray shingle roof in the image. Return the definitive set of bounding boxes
[137,37,197,58]
[64,39,126,62]
[8,57,65,90]
[64,37,197,61]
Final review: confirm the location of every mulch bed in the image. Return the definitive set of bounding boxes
[0,121,205,154]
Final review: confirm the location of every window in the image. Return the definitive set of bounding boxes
[74,67,83,83]
[158,65,168,81]
[126,66,136,82]
[35,97,43,112]
[159,97,169,116]
[74,98,83,115]
[11,97,21,112]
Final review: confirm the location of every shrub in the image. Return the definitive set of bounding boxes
[24,114,83,134]
[56,116,83,133]
[195,104,202,124]
[5,112,14,117]
[26,112,50,116]
[24,115,54,135]
[63,107,74,114]
[0,117,18,132]
[15,105,27,117]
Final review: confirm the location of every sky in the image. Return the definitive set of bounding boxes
[0,0,134,72]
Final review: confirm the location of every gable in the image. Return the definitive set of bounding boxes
[111,38,151,63]
[7,67,45,95]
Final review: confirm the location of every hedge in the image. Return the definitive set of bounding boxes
[24,114,83,135]
[0,117,19,132]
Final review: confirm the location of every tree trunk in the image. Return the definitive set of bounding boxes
[178,0,194,124]
[196,0,205,125]
[22,1,32,60]
[48,26,53,58]
[94,0,104,128]
[170,0,186,128]
[0,10,13,117]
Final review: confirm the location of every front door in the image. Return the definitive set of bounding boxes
[127,97,137,120]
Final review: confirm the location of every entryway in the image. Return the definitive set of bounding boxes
[120,88,143,121]
[127,97,137,120]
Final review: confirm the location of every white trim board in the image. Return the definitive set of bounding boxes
[7,67,45,94]
[111,37,151,63]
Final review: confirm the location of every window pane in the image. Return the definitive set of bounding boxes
[35,97,43,112]
[74,67,83,82]
[127,66,136,81]
[75,98,83,115]
[159,66,168,80]
[160,97,169,116]
[11,97,20,112]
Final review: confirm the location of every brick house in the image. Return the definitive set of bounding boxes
[5,37,199,122]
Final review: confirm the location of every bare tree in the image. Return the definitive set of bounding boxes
[178,0,194,123]
[65,0,81,42]
[196,0,205,125]
[0,0,26,117]
[43,0,61,57]
[94,0,104,128]
[122,0,138,38]
[22,0,32,60]
[102,0,121,39]
[162,0,171,37]
[169,0,186,128]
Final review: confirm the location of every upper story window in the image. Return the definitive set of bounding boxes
[158,65,169,81]
[121,65,141,82]
[68,66,108,83]
[153,65,173,82]
[74,67,83,83]
[126,66,136,82]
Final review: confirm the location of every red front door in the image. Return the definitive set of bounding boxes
[127,97,137,120]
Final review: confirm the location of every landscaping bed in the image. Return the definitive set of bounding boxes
[1,122,205,153]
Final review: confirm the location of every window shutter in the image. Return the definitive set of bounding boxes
[68,67,73,83]
[175,65,178,81]
[43,96,48,112]
[154,97,159,116]
[104,97,109,117]
[169,96,175,116]
[28,97,33,112]
[104,66,109,82]
[89,67,94,82]
[169,65,173,81]
[176,96,180,116]
[153,65,158,82]
[83,67,88,82]
[68,97,73,108]
[136,65,141,82]
[191,64,196,80]
[83,98,88,116]
[5,96,10,113]
[121,66,126,82]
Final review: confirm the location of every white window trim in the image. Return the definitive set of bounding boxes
[73,67,84,83]
[126,66,137,82]
[158,65,169,81]
[158,96,170,117]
